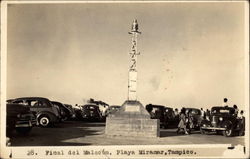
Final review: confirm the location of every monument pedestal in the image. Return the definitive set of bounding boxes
[105,100,160,138]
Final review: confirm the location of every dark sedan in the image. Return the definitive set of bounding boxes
[146,104,178,128]
[200,106,244,137]
[10,97,61,127]
[81,104,103,122]
[104,105,121,117]
[52,101,73,121]
[7,103,37,136]
[185,108,202,130]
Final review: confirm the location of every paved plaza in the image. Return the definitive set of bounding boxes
[9,121,245,146]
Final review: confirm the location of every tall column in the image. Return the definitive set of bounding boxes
[105,19,159,138]
[128,19,141,101]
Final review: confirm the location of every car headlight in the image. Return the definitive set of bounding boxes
[219,117,223,121]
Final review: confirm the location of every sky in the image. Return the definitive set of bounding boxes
[6,2,247,110]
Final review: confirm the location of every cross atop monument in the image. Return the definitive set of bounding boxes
[128,19,141,101]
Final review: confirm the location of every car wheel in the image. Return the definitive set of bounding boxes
[62,116,68,121]
[239,129,245,136]
[38,115,51,127]
[223,128,233,137]
[16,127,32,134]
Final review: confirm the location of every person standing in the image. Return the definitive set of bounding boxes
[201,108,205,119]
[174,108,179,117]
[238,110,244,119]
[99,105,108,117]
[177,108,189,135]
[187,110,194,134]
[222,98,228,106]
[206,109,210,120]
[206,109,210,116]
[238,110,245,136]
[233,105,239,116]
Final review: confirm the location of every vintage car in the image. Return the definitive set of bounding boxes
[200,106,244,137]
[74,106,84,120]
[145,104,178,128]
[81,104,103,122]
[104,105,121,117]
[64,104,76,119]
[164,107,179,128]
[10,97,61,127]
[7,103,37,136]
[51,101,73,121]
[185,108,202,130]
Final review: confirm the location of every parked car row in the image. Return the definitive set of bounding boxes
[145,104,245,137]
[6,97,245,138]
[73,104,121,122]
[6,97,78,136]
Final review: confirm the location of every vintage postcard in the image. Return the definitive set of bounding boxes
[0,1,249,158]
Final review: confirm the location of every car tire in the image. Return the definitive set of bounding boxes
[239,129,245,136]
[38,115,51,127]
[16,127,32,134]
[62,116,68,121]
[223,127,233,137]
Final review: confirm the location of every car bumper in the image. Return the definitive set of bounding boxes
[201,126,226,130]
[15,119,36,128]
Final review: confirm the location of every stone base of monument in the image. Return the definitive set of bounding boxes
[105,100,160,138]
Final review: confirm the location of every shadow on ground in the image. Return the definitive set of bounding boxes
[9,121,102,146]
[160,129,201,137]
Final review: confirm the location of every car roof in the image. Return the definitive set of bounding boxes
[83,104,99,107]
[212,106,235,110]
[13,97,50,101]
[146,104,173,109]
[64,104,72,106]
[146,104,165,108]
[109,105,120,107]
[51,101,63,104]
[7,103,27,106]
[185,108,201,111]
[164,106,173,109]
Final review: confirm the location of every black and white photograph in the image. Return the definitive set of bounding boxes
[0,1,249,159]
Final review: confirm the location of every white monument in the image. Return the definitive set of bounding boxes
[105,20,159,138]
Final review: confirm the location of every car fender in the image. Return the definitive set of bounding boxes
[221,120,233,129]
[36,111,57,122]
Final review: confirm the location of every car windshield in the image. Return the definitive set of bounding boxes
[165,108,171,112]
[152,107,161,113]
[87,106,97,110]
[191,110,201,115]
[186,109,201,115]
[211,108,234,114]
